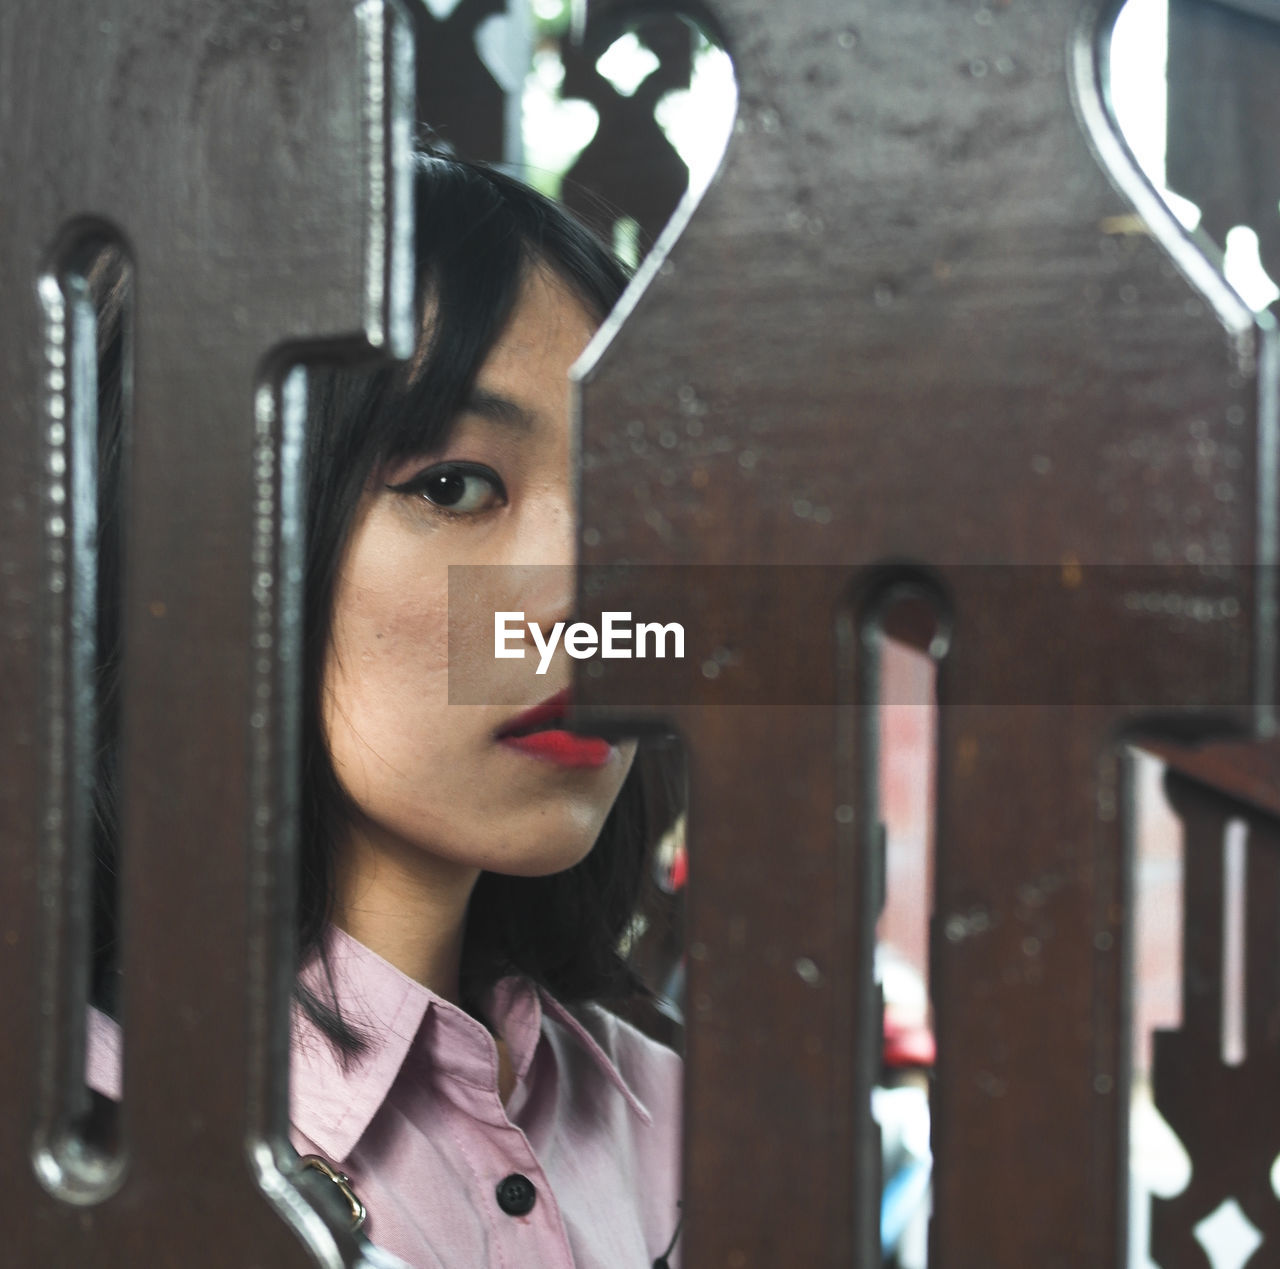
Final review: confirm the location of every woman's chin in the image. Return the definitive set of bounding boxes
[472,838,600,879]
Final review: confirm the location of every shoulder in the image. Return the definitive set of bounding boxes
[579,1001,683,1095]
[569,1004,684,1265]
[86,1005,122,1101]
[537,990,683,1128]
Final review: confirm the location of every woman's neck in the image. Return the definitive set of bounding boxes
[331,819,481,1003]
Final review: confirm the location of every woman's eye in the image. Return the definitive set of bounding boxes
[387,463,507,518]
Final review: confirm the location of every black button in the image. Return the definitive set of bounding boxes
[495,1172,536,1216]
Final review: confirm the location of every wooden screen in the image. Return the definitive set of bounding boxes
[0,1,415,1263]
[574,0,1275,1265]
[1,0,1277,1266]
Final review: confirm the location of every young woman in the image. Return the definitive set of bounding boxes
[87,153,686,1269]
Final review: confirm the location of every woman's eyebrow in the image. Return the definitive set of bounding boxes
[462,389,538,433]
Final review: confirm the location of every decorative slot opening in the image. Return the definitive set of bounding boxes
[1221,818,1247,1068]
[31,231,132,1205]
[1104,0,1279,316]
[870,583,947,1269]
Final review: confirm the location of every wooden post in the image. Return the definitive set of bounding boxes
[574,0,1276,1263]
[0,3,414,1263]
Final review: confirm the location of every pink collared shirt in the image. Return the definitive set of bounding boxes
[87,926,683,1269]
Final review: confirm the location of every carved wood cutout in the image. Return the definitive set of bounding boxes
[559,5,694,248]
[1167,0,1280,293]
[411,0,511,162]
[0,3,413,1263]
[1151,774,1280,1267]
[1144,734,1280,823]
[573,0,1276,1265]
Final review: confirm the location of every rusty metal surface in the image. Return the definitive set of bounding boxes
[0,2,413,1264]
[1151,774,1280,1264]
[574,2,1275,1267]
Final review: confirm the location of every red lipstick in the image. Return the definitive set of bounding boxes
[496,688,615,769]
[498,688,572,738]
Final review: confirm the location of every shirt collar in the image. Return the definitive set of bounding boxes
[85,924,653,1161]
[535,988,654,1125]
[292,925,652,1162]
[290,926,434,1162]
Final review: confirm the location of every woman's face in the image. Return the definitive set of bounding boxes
[322,263,637,883]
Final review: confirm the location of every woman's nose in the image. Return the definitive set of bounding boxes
[518,563,574,645]
[513,493,576,640]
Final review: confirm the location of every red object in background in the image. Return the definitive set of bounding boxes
[668,842,688,892]
[883,1007,937,1069]
[878,942,936,1070]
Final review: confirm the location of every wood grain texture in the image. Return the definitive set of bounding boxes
[0,2,413,1263]
[572,0,1275,1264]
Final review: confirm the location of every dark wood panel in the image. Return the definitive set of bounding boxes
[1142,736,1280,822]
[0,2,414,1263]
[573,0,1274,1264]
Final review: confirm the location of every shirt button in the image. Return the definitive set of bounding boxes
[495,1173,537,1216]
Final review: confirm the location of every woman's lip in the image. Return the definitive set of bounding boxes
[497,686,572,738]
[499,730,614,768]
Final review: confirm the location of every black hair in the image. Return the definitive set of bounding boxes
[90,154,686,1057]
